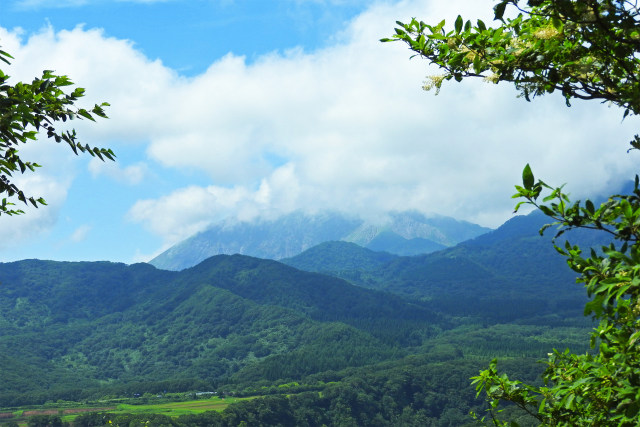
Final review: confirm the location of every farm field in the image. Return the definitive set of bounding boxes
[0,396,253,426]
[111,396,251,416]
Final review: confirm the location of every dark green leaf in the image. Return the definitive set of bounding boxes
[585,200,595,214]
[522,164,534,190]
[455,15,463,33]
[493,1,509,21]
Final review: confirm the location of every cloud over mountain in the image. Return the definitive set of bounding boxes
[1,0,638,258]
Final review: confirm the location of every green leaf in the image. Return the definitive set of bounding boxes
[539,205,554,216]
[473,54,482,74]
[448,52,467,69]
[585,200,595,215]
[539,223,552,235]
[513,200,528,213]
[493,1,509,21]
[455,15,463,33]
[522,164,534,190]
[0,49,14,59]
[77,109,95,121]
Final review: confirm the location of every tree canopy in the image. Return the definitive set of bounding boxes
[0,46,114,216]
[385,1,640,425]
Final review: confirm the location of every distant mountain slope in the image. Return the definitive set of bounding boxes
[150,211,362,271]
[345,211,488,248]
[365,230,447,255]
[149,210,491,271]
[285,211,610,324]
[281,241,398,273]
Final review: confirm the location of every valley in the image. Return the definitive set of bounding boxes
[0,210,599,426]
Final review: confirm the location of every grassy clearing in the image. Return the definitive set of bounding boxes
[112,397,251,416]
[3,396,255,425]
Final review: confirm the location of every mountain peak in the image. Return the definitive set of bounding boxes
[149,210,491,271]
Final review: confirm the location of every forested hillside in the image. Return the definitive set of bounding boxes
[284,211,602,324]
[0,206,604,423]
[0,213,595,424]
[0,256,442,406]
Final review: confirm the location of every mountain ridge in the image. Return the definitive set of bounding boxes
[281,210,607,324]
[149,210,491,271]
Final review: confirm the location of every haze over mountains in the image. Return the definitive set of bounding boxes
[149,210,491,271]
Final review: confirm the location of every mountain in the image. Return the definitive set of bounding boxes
[0,222,599,415]
[281,241,398,273]
[344,211,491,249]
[0,255,442,406]
[149,211,362,271]
[175,255,443,334]
[149,210,491,271]
[284,210,611,324]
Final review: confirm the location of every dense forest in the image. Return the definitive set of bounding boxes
[0,210,598,425]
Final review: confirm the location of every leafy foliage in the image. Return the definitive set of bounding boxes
[471,167,640,425]
[386,0,640,425]
[382,0,640,117]
[0,46,113,216]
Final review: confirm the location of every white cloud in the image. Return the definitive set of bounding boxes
[3,0,640,250]
[0,142,75,249]
[131,0,638,244]
[130,247,164,264]
[129,184,251,244]
[88,158,148,185]
[127,162,305,241]
[70,224,92,242]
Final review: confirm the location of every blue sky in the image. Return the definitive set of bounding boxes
[1,0,639,264]
[3,0,369,76]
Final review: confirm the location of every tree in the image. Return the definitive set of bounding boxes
[384,1,640,425]
[0,45,114,216]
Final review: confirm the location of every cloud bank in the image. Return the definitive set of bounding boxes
[1,0,639,252]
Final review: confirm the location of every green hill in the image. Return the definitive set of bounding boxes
[281,241,396,279]
[0,255,439,406]
[0,213,604,413]
[285,211,607,324]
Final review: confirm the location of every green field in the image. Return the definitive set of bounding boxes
[2,396,254,426]
[111,396,251,417]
